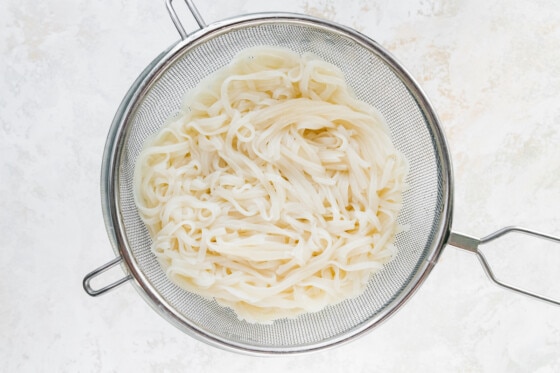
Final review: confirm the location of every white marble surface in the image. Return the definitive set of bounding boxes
[1,0,560,371]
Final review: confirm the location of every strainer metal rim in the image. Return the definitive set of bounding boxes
[100,12,454,355]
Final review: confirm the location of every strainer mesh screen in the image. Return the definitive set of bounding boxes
[116,21,445,349]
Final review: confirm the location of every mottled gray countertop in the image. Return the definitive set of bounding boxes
[1,0,559,372]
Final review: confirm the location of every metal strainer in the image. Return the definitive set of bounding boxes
[83,0,560,355]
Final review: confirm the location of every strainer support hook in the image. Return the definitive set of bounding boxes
[83,257,132,296]
[166,0,206,40]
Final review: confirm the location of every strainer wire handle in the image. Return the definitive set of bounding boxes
[83,257,132,297]
[448,226,560,306]
[166,0,206,40]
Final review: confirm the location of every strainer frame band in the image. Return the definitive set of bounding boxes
[100,12,454,355]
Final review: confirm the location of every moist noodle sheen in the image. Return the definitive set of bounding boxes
[133,46,409,323]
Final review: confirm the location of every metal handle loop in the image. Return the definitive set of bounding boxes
[448,226,560,306]
[166,0,207,40]
[83,257,132,296]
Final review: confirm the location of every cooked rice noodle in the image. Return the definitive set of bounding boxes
[134,46,408,323]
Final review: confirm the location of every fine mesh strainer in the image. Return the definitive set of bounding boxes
[83,0,560,354]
